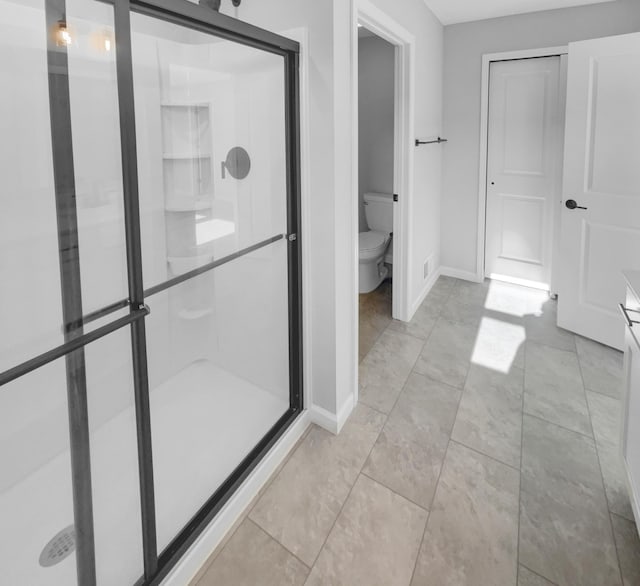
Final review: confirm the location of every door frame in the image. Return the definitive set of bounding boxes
[477,46,568,290]
[351,0,415,403]
[354,0,415,322]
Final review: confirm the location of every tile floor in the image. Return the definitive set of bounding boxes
[194,277,640,586]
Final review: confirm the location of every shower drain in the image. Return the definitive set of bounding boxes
[39,525,76,567]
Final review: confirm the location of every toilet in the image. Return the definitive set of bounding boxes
[359,192,393,294]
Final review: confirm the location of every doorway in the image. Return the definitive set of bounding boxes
[0,1,302,585]
[352,3,415,410]
[481,50,568,292]
[357,25,396,361]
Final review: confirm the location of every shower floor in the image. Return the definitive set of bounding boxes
[0,360,289,586]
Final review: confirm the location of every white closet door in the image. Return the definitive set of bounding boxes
[557,33,640,350]
[485,56,564,289]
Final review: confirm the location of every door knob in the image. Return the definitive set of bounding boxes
[565,199,587,210]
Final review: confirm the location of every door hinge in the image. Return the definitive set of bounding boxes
[287,233,297,242]
[393,194,399,202]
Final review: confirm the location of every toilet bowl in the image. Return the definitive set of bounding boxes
[359,231,391,293]
[359,192,393,294]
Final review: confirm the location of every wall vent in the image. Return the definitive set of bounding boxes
[423,257,432,280]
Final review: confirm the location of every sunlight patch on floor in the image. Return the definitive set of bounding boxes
[471,316,526,373]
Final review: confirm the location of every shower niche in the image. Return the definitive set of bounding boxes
[161,103,213,212]
[161,103,215,321]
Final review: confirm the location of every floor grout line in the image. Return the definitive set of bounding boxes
[519,563,561,586]
[194,423,314,584]
[448,438,521,474]
[360,470,430,512]
[521,408,595,441]
[577,353,626,586]
[516,332,527,586]
[357,400,390,418]
[611,510,637,525]
[247,518,312,571]
[584,386,623,400]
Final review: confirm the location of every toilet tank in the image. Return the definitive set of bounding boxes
[364,192,394,232]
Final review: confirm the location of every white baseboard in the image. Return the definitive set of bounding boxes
[309,394,356,435]
[439,266,484,283]
[409,267,442,318]
[161,411,311,586]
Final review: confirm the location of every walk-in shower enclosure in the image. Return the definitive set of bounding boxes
[0,0,303,584]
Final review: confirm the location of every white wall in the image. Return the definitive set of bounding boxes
[358,35,395,232]
[441,0,640,277]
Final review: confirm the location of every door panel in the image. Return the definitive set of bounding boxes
[557,33,640,350]
[588,56,640,196]
[485,57,564,287]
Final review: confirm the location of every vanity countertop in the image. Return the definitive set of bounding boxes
[623,270,640,305]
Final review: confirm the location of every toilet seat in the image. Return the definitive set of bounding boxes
[359,231,390,260]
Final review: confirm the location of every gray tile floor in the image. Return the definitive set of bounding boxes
[194,277,640,586]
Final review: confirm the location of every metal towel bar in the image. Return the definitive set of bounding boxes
[415,137,448,146]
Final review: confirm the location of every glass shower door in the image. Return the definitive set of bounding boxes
[0,0,302,583]
[129,5,302,561]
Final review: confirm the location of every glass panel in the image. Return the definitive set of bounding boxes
[0,0,65,370]
[0,0,129,374]
[66,0,129,314]
[0,327,145,585]
[130,12,288,290]
[0,356,77,585]
[146,239,290,551]
[85,327,144,586]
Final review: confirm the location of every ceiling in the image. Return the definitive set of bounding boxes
[423,0,617,25]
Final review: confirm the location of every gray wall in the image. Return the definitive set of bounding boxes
[441,0,640,275]
[358,35,395,232]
